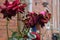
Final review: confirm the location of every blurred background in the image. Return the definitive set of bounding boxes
[0,0,60,40]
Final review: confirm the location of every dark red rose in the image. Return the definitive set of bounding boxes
[24,12,38,27]
[0,0,27,20]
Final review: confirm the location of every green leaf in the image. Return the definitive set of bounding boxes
[12,32,18,37]
[9,37,13,40]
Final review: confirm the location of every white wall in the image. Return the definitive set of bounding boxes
[28,0,32,12]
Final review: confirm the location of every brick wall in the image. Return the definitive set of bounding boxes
[0,13,17,40]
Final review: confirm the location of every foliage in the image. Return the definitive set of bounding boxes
[9,27,29,40]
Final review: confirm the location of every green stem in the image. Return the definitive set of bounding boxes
[6,18,9,40]
[17,13,20,40]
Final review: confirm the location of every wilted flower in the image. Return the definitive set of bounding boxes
[38,10,51,28]
[24,11,51,28]
[25,12,38,27]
